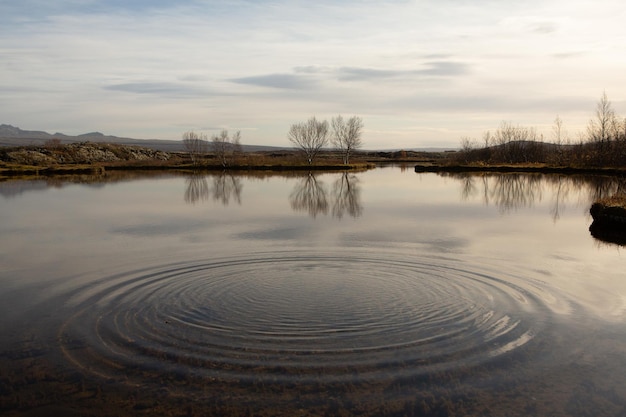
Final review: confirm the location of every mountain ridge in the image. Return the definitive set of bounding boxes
[0,124,289,152]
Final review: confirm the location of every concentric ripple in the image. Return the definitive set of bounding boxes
[58,252,554,383]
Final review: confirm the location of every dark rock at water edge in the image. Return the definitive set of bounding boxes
[589,199,626,246]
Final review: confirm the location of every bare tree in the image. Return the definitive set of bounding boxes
[490,121,541,163]
[288,116,329,165]
[587,91,616,144]
[458,136,478,163]
[483,131,492,148]
[212,130,242,167]
[552,116,566,145]
[331,115,363,164]
[45,138,62,148]
[550,115,569,165]
[182,131,208,165]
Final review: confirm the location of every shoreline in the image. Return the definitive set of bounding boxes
[0,162,378,178]
[414,163,626,176]
[3,140,626,178]
[4,160,626,179]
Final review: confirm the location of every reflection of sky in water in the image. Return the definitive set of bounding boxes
[236,225,311,241]
[0,169,625,321]
[111,218,216,237]
[2,168,626,416]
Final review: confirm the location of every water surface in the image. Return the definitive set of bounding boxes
[1,168,625,416]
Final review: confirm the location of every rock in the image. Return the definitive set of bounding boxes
[589,196,626,246]
[2,142,172,165]
[7,149,57,165]
[590,199,626,226]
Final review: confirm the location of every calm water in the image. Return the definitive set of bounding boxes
[1,167,625,416]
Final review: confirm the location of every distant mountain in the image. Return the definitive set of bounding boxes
[0,124,60,140]
[0,124,190,152]
[0,124,288,153]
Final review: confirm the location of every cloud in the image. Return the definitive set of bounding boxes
[336,67,407,81]
[529,21,558,34]
[289,62,470,82]
[337,62,469,81]
[391,93,595,115]
[551,51,586,59]
[229,74,316,90]
[419,61,470,76]
[103,82,212,98]
[294,66,329,74]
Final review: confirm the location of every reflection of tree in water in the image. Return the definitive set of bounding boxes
[331,172,363,219]
[211,173,242,205]
[547,175,569,221]
[184,174,209,204]
[455,173,542,213]
[290,172,363,219]
[448,172,626,222]
[583,175,626,202]
[184,173,242,205]
[543,175,625,222]
[289,173,328,218]
[490,174,543,213]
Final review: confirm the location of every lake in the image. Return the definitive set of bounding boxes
[1,167,625,416]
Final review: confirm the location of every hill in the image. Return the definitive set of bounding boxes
[0,124,288,153]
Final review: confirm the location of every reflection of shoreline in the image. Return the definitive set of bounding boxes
[184,173,242,205]
[289,172,363,219]
[442,172,626,221]
[0,171,171,198]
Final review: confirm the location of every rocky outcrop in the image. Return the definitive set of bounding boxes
[589,195,626,245]
[590,197,626,226]
[1,142,171,166]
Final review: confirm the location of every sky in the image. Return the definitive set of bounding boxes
[1,0,625,149]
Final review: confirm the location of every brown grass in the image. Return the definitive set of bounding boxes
[597,194,626,207]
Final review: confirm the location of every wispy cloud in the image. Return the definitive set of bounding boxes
[229,74,317,90]
[104,82,212,98]
[335,62,470,81]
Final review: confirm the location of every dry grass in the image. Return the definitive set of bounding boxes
[597,194,626,208]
